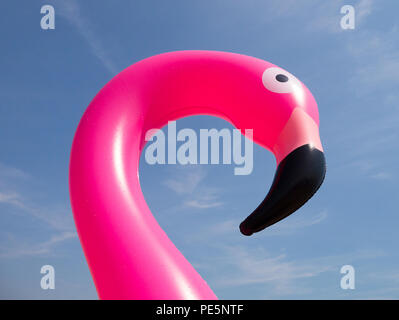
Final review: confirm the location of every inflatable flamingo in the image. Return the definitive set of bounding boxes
[69,51,326,299]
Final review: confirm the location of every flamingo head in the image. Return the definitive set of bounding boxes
[238,63,326,236]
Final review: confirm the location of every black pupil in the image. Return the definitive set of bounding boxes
[275,74,289,82]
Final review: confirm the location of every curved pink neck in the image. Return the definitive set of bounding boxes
[69,51,317,299]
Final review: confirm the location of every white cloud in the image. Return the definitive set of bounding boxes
[53,0,119,75]
[163,166,224,210]
[262,210,328,236]
[163,166,206,195]
[0,164,76,258]
[264,0,374,34]
[370,172,392,180]
[347,27,399,91]
[357,0,374,23]
[0,231,77,259]
[195,245,385,298]
[213,246,331,290]
[190,210,327,240]
[0,192,25,208]
[328,23,399,180]
[0,162,30,180]
[0,189,74,232]
[184,198,223,209]
[313,0,374,33]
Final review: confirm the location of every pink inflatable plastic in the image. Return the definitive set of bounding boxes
[69,51,326,299]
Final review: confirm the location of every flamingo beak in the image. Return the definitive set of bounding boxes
[239,108,326,236]
[239,144,326,235]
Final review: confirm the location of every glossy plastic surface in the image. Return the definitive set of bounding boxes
[69,51,324,299]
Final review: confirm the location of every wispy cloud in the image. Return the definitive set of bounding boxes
[212,246,331,291]
[347,26,399,91]
[197,245,385,298]
[308,0,373,33]
[329,19,399,180]
[262,210,328,236]
[256,0,374,34]
[163,166,206,195]
[0,231,76,259]
[370,172,392,181]
[184,197,223,209]
[189,210,328,240]
[356,0,374,23]
[0,164,76,258]
[163,166,224,210]
[0,191,25,208]
[0,162,30,180]
[0,189,74,232]
[52,0,119,75]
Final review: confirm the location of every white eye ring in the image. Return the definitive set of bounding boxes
[262,67,302,93]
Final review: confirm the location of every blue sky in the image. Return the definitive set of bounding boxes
[1,0,399,299]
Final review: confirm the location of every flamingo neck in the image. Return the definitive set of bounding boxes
[69,51,292,299]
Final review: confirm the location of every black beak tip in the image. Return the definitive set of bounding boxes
[239,222,253,236]
[238,144,326,236]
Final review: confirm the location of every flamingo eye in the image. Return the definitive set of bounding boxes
[262,67,301,93]
[275,74,288,82]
